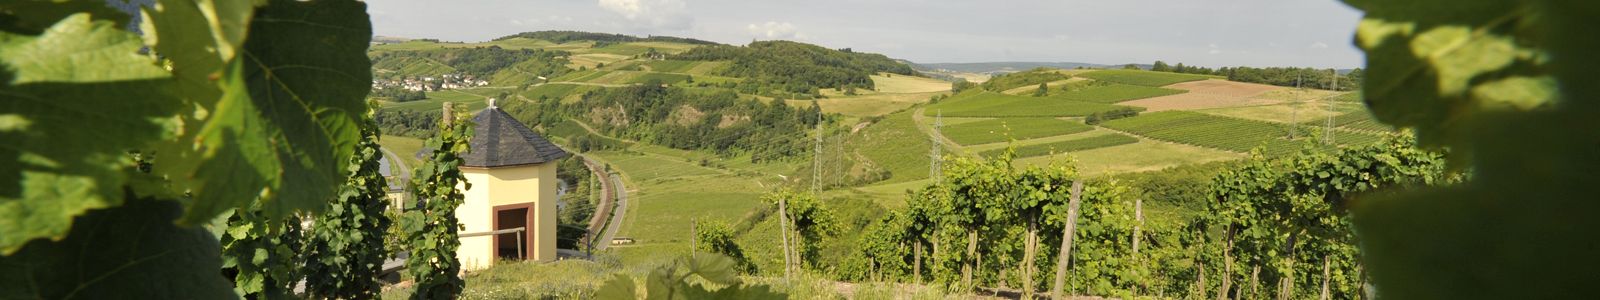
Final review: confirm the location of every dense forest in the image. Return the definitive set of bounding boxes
[498,84,826,163]
[493,30,720,46]
[370,88,426,102]
[671,41,918,98]
[369,46,571,80]
[1145,60,1361,91]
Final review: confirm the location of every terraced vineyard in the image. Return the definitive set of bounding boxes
[1053,83,1187,103]
[979,133,1140,158]
[1100,111,1311,156]
[941,118,1093,145]
[1302,110,1395,133]
[1078,69,1214,87]
[927,92,1136,117]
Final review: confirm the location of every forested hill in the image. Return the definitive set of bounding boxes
[671,41,919,98]
[493,30,719,46]
[369,46,571,84]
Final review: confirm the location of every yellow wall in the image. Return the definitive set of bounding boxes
[454,162,560,270]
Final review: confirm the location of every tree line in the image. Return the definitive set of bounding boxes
[370,46,571,81]
[1142,60,1363,91]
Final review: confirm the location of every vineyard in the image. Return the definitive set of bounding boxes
[941,118,1094,145]
[1052,83,1188,104]
[928,91,1138,117]
[979,133,1140,158]
[1077,69,1214,87]
[1100,111,1311,156]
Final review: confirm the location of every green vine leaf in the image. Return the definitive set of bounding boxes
[0,13,181,253]
[0,197,236,299]
[156,0,372,224]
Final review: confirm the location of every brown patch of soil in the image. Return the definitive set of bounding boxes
[1123,79,1285,111]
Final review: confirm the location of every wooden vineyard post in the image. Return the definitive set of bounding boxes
[1320,255,1331,300]
[779,196,792,281]
[1050,181,1084,299]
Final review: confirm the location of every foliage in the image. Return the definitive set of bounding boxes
[514,84,823,163]
[401,104,474,299]
[1146,60,1362,91]
[376,109,442,139]
[0,0,371,298]
[370,46,571,81]
[373,87,428,102]
[595,254,786,299]
[220,207,304,298]
[671,40,916,97]
[1338,0,1600,298]
[1205,136,1452,299]
[1077,69,1211,87]
[303,105,394,299]
[977,134,1139,158]
[694,219,755,274]
[761,189,839,269]
[940,117,1093,145]
[1083,107,1141,125]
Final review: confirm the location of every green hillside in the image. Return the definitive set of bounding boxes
[1078,69,1213,86]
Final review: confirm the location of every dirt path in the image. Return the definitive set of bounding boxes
[911,107,967,155]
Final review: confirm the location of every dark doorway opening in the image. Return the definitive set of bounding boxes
[495,207,530,260]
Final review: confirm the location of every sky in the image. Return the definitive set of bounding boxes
[366,0,1367,69]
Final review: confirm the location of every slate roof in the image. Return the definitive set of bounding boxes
[463,107,570,167]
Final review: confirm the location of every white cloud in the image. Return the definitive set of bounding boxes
[1310,41,1330,49]
[1208,43,1221,55]
[597,0,692,30]
[747,21,803,40]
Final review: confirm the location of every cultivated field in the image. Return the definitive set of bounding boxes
[1078,69,1215,87]
[926,91,1136,117]
[940,117,1093,145]
[979,132,1139,158]
[1120,79,1285,111]
[1053,83,1188,104]
[870,73,952,93]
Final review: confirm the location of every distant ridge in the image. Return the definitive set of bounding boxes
[493,30,720,45]
[913,62,1116,74]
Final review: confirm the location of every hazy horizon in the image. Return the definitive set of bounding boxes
[367,0,1366,69]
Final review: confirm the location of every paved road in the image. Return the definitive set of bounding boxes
[595,172,628,251]
[580,157,615,248]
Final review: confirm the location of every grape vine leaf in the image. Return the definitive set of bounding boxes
[139,0,260,103]
[0,14,181,253]
[156,0,372,224]
[0,197,236,299]
[0,0,131,34]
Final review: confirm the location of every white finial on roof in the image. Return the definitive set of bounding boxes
[488,98,497,109]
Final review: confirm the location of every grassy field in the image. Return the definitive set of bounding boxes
[643,60,696,73]
[926,91,1136,117]
[628,72,692,85]
[852,109,933,184]
[980,133,1139,158]
[377,135,424,173]
[1197,101,1354,124]
[1054,83,1188,103]
[1078,69,1213,87]
[940,117,1093,145]
[869,73,951,93]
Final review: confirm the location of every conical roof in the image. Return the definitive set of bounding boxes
[460,107,570,167]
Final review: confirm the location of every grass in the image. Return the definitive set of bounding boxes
[1198,102,1351,124]
[853,109,933,184]
[980,133,1139,158]
[629,72,692,85]
[869,73,951,94]
[925,91,1136,117]
[940,117,1093,145]
[1053,83,1187,104]
[644,60,697,73]
[1078,69,1212,87]
[377,135,424,174]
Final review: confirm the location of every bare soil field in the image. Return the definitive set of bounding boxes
[1122,79,1284,111]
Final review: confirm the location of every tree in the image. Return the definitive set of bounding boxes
[1034,82,1050,97]
[1151,61,1172,72]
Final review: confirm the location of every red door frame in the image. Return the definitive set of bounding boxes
[491,202,535,260]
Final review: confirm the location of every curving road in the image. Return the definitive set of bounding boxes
[595,171,628,250]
